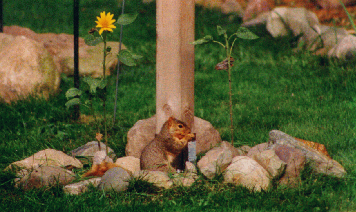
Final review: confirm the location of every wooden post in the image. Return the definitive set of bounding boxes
[156,0,195,132]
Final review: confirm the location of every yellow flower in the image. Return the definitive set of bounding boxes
[95,11,116,35]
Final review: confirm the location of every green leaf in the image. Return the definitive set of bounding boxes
[236,27,259,40]
[65,88,82,99]
[132,54,143,60]
[83,77,102,94]
[65,98,80,109]
[117,13,138,25]
[217,26,226,36]
[191,35,213,45]
[84,34,103,46]
[98,78,108,89]
[118,49,137,66]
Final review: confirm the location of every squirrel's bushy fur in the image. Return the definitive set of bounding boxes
[140,116,195,173]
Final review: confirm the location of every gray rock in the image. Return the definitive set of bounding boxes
[197,143,233,179]
[310,25,349,54]
[70,141,115,164]
[266,7,320,39]
[224,156,271,192]
[252,149,286,180]
[7,149,83,171]
[17,166,75,190]
[92,150,113,165]
[98,167,131,192]
[274,145,306,186]
[126,115,221,159]
[63,178,101,195]
[328,35,356,60]
[268,130,346,178]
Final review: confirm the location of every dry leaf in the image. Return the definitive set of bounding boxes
[96,132,103,142]
[295,137,331,158]
[215,57,234,70]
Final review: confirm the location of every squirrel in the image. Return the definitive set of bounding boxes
[140,116,195,173]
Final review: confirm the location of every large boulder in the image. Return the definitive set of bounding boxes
[4,26,125,78]
[268,130,346,178]
[0,33,60,103]
[126,115,221,158]
[7,149,83,171]
[61,41,124,78]
[17,166,76,190]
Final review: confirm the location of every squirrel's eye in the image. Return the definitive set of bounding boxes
[178,124,183,128]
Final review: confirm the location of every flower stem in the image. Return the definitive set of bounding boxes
[225,36,234,146]
[102,32,108,155]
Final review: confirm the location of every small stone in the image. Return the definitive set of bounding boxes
[224,156,271,192]
[237,145,251,156]
[70,141,115,164]
[185,161,197,174]
[115,156,141,175]
[134,170,173,189]
[220,141,245,158]
[252,149,286,180]
[17,166,76,190]
[247,142,268,158]
[7,149,83,171]
[197,144,233,179]
[63,178,101,195]
[172,172,198,187]
[98,167,131,192]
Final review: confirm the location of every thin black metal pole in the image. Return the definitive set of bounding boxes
[113,0,125,124]
[0,0,3,33]
[73,0,80,119]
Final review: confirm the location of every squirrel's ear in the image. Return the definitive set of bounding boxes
[167,116,175,127]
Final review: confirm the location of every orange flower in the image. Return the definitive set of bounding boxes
[95,11,116,35]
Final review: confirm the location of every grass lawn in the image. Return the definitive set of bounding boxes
[1,0,356,211]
